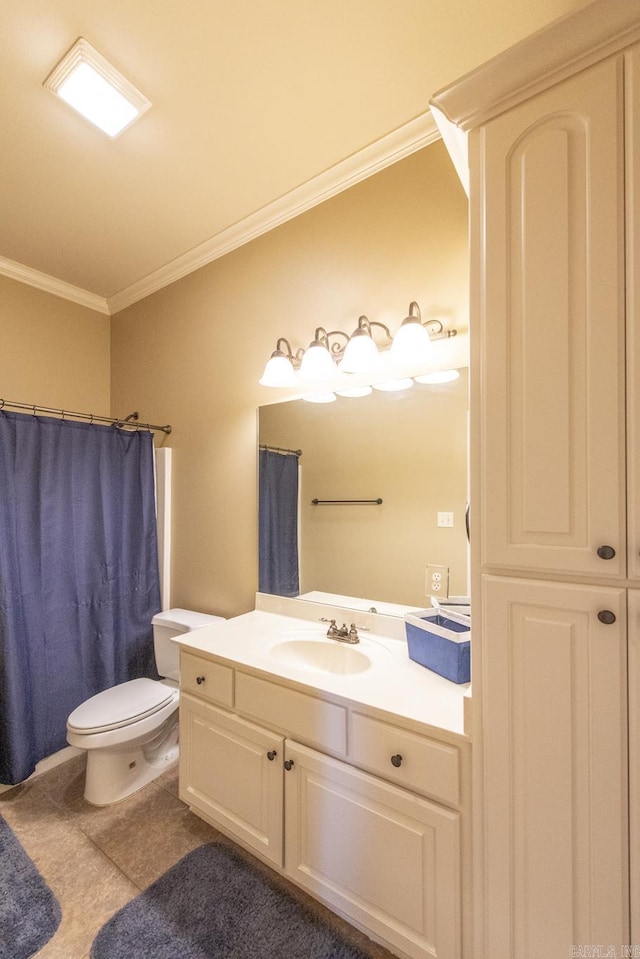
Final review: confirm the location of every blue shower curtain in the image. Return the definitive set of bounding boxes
[258,449,300,597]
[0,412,161,785]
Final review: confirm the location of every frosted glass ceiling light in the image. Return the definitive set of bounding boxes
[44,38,151,137]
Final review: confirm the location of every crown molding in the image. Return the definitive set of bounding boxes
[0,255,110,315]
[431,0,640,131]
[1,111,439,317]
[107,110,439,314]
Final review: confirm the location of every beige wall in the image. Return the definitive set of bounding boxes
[0,275,110,412]
[110,141,469,618]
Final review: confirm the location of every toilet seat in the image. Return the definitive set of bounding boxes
[67,678,178,735]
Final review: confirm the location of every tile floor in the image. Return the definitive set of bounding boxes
[1,755,396,959]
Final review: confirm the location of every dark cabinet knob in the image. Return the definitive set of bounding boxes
[598,610,616,625]
[597,545,616,560]
[196,675,206,685]
[284,759,295,771]
[267,750,277,761]
[390,754,403,768]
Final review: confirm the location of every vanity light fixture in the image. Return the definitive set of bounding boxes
[259,302,457,388]
[44,38,151,138]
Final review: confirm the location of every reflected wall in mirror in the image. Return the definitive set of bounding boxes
[258,368,468,613]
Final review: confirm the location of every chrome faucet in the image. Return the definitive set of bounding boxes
[323,619,360,644]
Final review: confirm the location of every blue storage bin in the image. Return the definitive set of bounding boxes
[404,608,471,684]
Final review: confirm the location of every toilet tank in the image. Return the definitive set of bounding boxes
[152,608,225,681]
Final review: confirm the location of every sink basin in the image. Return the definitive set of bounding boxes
[269,639,374,675]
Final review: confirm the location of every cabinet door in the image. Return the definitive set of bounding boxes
[477,56,625,577]
[284,741,461,959]
[179,693,284,867]
[481,576,628,958]
[629,590,640,945]
[628,44,640,580]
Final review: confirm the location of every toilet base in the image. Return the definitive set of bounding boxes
[84,733,179,806]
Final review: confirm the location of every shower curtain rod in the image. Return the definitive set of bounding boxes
[259,444,302,456]
[0,399,172,434]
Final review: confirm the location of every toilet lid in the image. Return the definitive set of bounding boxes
[67,678,178,734]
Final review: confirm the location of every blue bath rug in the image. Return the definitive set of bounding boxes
[0,813,61,959]
[91,842,371,959]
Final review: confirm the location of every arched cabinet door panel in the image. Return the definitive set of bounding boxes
[478,55,625,578]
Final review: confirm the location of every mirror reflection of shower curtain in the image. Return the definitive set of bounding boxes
[258,449,300,597]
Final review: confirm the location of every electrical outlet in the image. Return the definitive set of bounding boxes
[426,564,450,598]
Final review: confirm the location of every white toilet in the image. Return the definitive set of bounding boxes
[67,608,223,806]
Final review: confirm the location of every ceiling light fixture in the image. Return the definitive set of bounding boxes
[44,38,151,138]
[259,303,457,389]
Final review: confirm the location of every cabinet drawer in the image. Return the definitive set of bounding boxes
[349,712,460,807]
[181,651,234,707]
[235,672,347,757]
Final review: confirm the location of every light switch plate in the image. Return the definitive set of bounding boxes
[437,511,454,527]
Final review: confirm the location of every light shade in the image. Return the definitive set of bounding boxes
[299,342,336,381]
[259,351,297,387]
[44,38,151,137]
[340,328,381,374]
[391,317,432,363]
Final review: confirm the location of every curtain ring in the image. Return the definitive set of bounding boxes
[89,413,94,425]
[61,410,65,421]
[0,398,4,410]
[32,405,37,418]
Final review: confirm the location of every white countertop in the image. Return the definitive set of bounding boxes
[174,606,471,741]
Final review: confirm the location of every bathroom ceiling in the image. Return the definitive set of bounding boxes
[0,0,590,311]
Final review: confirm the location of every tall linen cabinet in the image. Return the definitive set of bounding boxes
[432,5,640,957]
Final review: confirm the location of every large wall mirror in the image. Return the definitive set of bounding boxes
[258,368,469,616]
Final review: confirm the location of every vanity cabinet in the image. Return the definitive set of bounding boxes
[179,649,470,959]
[179,693,284,867]
[284,741,461,959]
